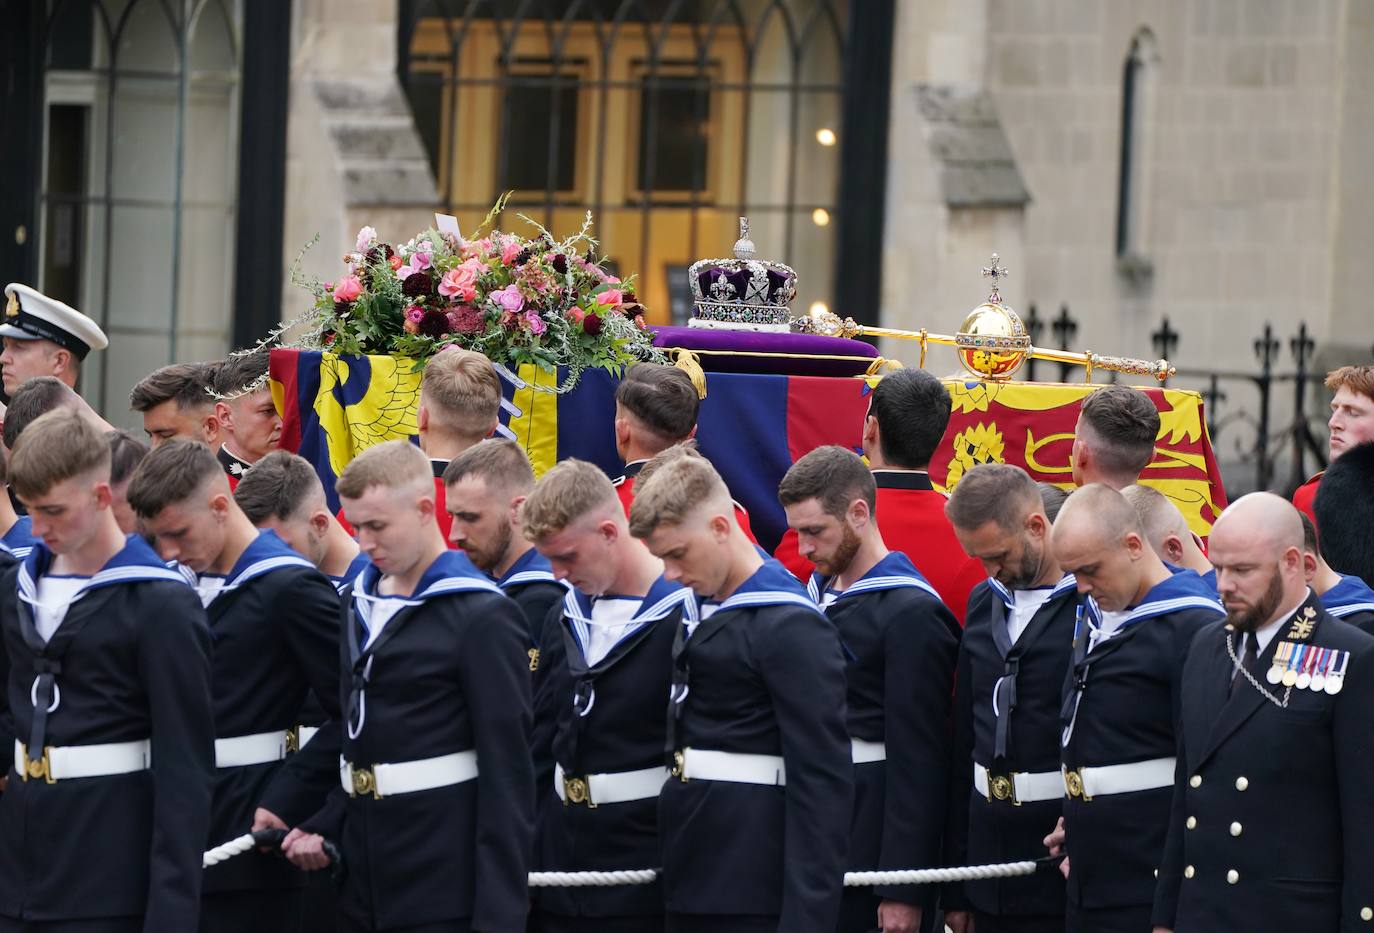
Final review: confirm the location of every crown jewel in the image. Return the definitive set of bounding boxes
[687,217,797,332]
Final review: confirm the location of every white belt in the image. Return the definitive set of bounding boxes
[296,726,319,749]
[13,738,150,783]
[671,748,786,786]
[214,731,290,768]
[1064,757,1176,800]
[975,764,1063,804]
[554,762,667,806]
[851,738,886,764]
[341,750,478,799]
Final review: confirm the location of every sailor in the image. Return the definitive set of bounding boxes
[1153,493,1374,932]
[234,450,369,590]
[774,367,984,622]
[0,409,213,931]
[0,283,108,398]
[442,439,566,652]
[209,351,281,488]
[1300,512,1374,632]
[129,361,223,448]
[941,464,1075,933]
[1120,484,1217,590]
[283,441,534,933]
[1070,386,1161,490]
[778,446,960,933]
[612,364,756,541]
[521,458,692,933]
[1047,485,1224,933]
[630,447,852,933]
[127,440,342,933]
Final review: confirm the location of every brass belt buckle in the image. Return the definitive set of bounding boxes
[284,727,300,755]
[563,774,596,808]
[351,764,379,799]
[671,750,687,782]
[18,744,54,784]
[1063,767,1091,801]
[988,772,1019,806]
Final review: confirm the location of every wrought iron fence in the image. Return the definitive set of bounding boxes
[1022,305,1348,497]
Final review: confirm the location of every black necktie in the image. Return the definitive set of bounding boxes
[1231,632,1259,694]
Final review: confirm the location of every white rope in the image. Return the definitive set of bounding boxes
[527,869,660,887]
[525,860,1042,888]
[203,834,1045,886]
[203,833,258,868]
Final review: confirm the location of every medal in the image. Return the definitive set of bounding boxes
[1267,641,1292,685]
[1325,651,1349,695]
[1282,668,1299,687]
[1310,648,1329,692]
[1296,645,1313,690]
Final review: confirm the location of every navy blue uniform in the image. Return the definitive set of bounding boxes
[943,575,1078,931]
[304,550,534,932]
[0,538,213,931]
[1320,573,1374,633]
[1059,570,1224,932]
[197,532,343,933]
[496,547,567,679]
[532,577,692,932]
[1154,592,1374,932]
[808,552,960,932]
[662,560,852,933]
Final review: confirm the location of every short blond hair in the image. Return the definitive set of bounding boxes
[9,409,111,500]
[336,440,432,500]
[628,450,729,538]
[421,348,502,441]
[520,459,619,541]
[1121,484,1190,543]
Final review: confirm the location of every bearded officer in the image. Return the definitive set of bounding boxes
[1152,493,1374,933]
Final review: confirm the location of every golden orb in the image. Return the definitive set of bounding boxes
[955,302,1031,380]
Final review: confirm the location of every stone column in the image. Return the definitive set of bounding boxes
[279,0,439,321]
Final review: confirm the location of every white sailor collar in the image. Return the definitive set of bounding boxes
[19,533,190,605]
[1322,574,1374,619]
[496,546,559,589]
[709,558,824,617]
[563,574,694,653]
[988,573,1078,609]
[352,548,502,625]
[1083,567,1225,629]
[806,550,941,605]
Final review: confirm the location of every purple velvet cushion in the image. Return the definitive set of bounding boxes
[651,325,879,377]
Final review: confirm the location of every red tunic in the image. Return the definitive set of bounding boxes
[614,461,758,544]
[773,470,985,624]
[1293,472,1322,526]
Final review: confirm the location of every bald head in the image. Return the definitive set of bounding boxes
[1055,483,1143,548]
[1053,483,1166,611]
[1121,484,1212,575]
[1209,492,1307,632]
[1211,492,1304,558]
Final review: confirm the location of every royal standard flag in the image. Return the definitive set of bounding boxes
[271,349,1227,549]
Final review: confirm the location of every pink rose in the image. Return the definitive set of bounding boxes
[492,284,524,313]
[355,226,377,252]
[411,251,432,271]
[501,240,522,264]
[524,310,547,335]
[405,304,425,324]
[438,266,477,301]
[565,307,585,325]
[606,276,621,285]
[596,289,623,308]
[332,275,363,303]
